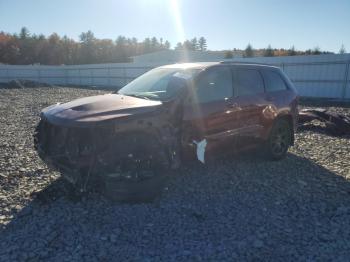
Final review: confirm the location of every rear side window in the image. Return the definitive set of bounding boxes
[263,70,288,92]
[195,67,233,103]
[234,69,264,96]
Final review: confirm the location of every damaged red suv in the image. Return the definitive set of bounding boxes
[35,62,298,201]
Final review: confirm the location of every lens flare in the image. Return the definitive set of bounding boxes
[169,0,202,129]
[170,0,189,62]
[170,0,185,43]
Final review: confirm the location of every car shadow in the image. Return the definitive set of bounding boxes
[1,152,350,260]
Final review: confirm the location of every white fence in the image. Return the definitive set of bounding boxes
[0,63,160,88]
[0,54,350,99]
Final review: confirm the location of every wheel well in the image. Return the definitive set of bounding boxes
[276,115,294,145]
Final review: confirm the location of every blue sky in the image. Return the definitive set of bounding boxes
[0,0,349,52]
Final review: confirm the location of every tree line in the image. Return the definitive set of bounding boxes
[0,27,209,65]
[174,37,207,51]
[234,43,344,59]
[0,27,173,65]
[0,27,346,65]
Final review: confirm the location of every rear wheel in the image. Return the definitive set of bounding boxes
[265,119,292,160]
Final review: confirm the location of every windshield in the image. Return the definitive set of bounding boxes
[118,68,200,101]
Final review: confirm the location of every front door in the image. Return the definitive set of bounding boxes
[182,66,240,159]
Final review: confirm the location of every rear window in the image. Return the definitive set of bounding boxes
[263,70,288,92]
[234,69,264,96]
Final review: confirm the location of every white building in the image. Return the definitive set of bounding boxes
[132,50,242,63]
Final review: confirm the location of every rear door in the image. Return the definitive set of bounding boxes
[261,68,299,132]
[182,66,239,153]
[231,67,268,143]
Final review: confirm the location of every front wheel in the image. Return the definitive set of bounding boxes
[264,119,292,160]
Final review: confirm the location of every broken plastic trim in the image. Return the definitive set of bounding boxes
[193,139,207,164]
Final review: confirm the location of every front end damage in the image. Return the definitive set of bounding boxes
[34,96,182,200]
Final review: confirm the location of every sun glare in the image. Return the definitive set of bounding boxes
[169,0,190,63]
[170,0,185,43]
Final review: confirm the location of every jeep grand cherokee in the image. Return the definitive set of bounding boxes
[35,62,298,201]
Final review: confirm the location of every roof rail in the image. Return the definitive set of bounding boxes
[219,61,275,66]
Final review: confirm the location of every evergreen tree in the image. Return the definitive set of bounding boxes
[19,27,30,39]
[224,50,233,58]
[143,38,152,53]
[198,37,207,51]
[190,37,198,51]
[79,30,95,43]
[164,40,171,49]
[312,46,321,55]
[151,37,159,50]
[175,42,183,50]
[288,46,296,56]
[183,40,192,50]
[244,43,254,57]
[339,44,346,54]
[264,44,274,57]
[18,27,35,64]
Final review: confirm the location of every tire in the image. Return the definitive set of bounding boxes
[264,119,292,160]
[103,134,170,203]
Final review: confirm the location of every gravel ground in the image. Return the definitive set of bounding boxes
[0,86,350,261]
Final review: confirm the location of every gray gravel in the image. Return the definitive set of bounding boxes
[0,86,350,261]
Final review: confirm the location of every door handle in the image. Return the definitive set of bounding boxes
[266,96,275,101]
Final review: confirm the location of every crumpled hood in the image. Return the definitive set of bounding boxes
[41,93,162,127]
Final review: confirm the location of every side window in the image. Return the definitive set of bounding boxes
[263,70,288,92]
[195,67,233,103]
[234,69,264,96]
